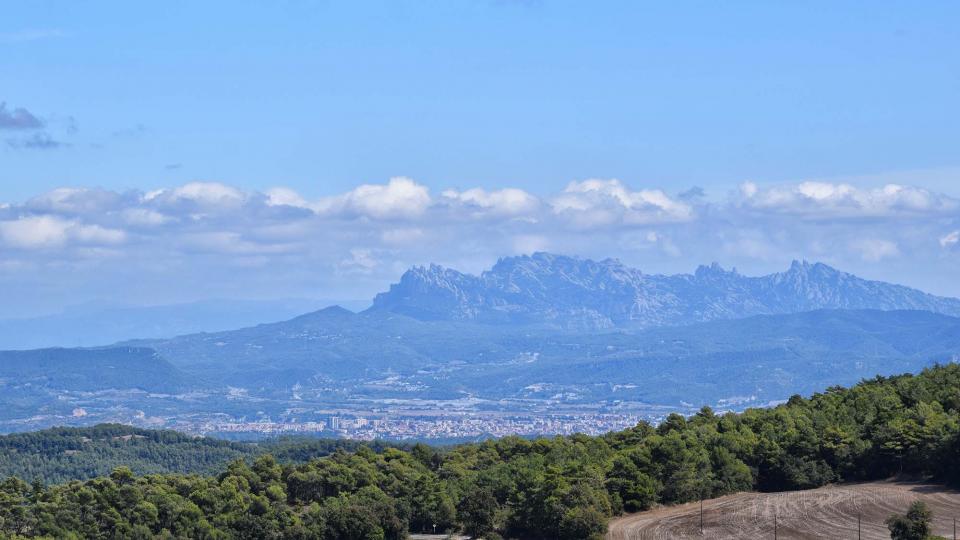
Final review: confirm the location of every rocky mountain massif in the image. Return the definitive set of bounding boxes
[107,255,960,406]
[372,253,960,328]
[4,253,960,432]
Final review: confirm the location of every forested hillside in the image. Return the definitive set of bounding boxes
[1,364,959,539]
[0,425,399,485]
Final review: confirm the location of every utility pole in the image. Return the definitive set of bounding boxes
[700,498,703,536]
[774,513,777,540]
[858,513,861,540]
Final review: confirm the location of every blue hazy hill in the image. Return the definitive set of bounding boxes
[4,255,960,423]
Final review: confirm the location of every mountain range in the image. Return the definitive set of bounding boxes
[122,254,960,402]
[372,253,960,329]
[3,253,960,432]
[132,306,960,403]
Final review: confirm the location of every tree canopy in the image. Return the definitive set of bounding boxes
[1,363,959,539]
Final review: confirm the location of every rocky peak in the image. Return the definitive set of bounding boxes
[694,262,737,280]
[368,253,960,328]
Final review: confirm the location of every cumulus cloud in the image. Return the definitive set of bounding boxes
[551,179,694,228]
[441,187,540,217]
[268,177,431,220]
[71,224,127,245]
[0,215,125,249]
[0,216,71,248]
[336,177,431,219]
[738,181,957,218]
[145,182,246,208]
[265,187,310,209]
[122,208,173,227]
[27,188,124,215]
[2,177,959,307]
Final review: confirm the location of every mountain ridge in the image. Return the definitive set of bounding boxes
[4,254,960,433]
[370,253,960,329]
[126,308,960,408]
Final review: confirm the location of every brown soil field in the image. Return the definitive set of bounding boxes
[607,481,960,539]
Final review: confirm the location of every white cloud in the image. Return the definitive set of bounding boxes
[267,178,432,220]
[145,182,246,208]
[739,181,957,218]
[337,177,431,219]
[0,215,125,249]
[265,187,310,209]
[441,187,540,217]
[71,224,126,245]
[941,231,960,248]
[122,208,172,227]
[551,179,694,228]
[0,215,72,248]
[27,187,124,215]
[3,177,960,306]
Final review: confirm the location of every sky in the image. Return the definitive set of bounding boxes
[1,1,960,317]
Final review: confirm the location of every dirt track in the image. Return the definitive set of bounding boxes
[607,481,960,539]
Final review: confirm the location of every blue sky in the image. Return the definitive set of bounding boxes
[1,1,960,315]
[4,1,960,198]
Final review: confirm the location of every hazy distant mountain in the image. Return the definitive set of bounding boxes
[372,253,960,329]
[134,308,960,407]
[0,347,187,393]
[4,254,960,433]
[124,254,960,399]
[0,298,368,350]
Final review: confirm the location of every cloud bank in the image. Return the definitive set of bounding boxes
[1,177,958,313]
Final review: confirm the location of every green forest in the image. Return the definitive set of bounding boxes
[1,364,960,539]
[0,425,400,485]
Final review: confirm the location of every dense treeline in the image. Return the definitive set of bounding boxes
[0,425,254,484]
[1,364,960,539]
[0,425,401,485]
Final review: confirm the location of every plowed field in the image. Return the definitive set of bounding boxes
[607,481,960,539]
